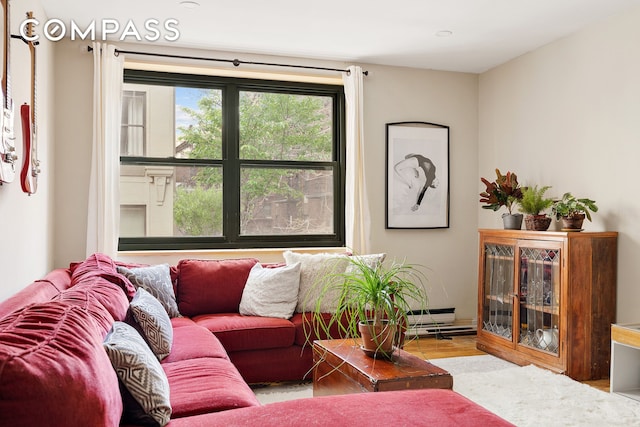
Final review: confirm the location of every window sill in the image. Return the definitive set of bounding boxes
[117,247,347,265]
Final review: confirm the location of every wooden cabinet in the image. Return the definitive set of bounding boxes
[476,229,617,381]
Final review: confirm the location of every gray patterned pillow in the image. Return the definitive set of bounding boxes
[117,264,181,318]
[130,288,173,360]
[103,322,172,426]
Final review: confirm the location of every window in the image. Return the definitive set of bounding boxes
[118,69,345,251]
[121,90,146,156]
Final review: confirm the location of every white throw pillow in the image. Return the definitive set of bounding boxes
[239,262,302,319]
[283,251,351,313]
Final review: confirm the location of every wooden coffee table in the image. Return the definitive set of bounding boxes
[312,338,453,396]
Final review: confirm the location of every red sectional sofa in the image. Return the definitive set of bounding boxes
[0,253,513,426]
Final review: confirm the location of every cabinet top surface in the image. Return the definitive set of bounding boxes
[478,229,618,239]
[313,339,449,380]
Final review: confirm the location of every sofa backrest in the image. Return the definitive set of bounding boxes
[0,300,124,426]
[176,258,259,317]
[0,268,72,319]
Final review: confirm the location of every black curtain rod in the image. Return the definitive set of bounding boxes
[87,46,368,76]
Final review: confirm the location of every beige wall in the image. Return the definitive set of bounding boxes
[478,7,640,322]
[50,39,480,319]
[0,0,55,300]
[363,65,479,319]
[52,39,93,269]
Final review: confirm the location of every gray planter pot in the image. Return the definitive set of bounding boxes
[502,213,523,230]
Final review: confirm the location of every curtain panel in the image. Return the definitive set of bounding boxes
[87,43,124,257]
[342,65,371,254]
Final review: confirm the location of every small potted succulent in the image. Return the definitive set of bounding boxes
[519,185,554,231]
[479,169,525,229]
[551,192,598,231]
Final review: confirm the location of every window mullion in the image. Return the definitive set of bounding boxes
[223,84,241,243]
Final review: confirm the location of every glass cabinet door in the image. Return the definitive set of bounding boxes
[517,246,561,355]
[481,243,515,340]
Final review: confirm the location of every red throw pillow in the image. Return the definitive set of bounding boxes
[0,301,123,426]
[177,258,259,316]
[71,253,136,299]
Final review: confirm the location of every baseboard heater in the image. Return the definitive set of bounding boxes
[405,308,477,336]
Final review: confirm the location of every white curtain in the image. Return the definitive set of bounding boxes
[342,65,371,254]
[86,43,124,257]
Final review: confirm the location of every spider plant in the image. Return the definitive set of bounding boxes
[305,255,429,357]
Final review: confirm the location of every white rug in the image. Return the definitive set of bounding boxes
[453,362,640,427]
[252,381,313,404]
[251,355,640,426]
[428,354,517,374]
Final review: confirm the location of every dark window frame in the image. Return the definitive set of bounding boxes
[118,69,346,251]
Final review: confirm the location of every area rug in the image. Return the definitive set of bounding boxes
[252,355,640,426]
[427,354,517,374]
[453,363,640,426]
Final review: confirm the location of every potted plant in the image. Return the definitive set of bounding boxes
[551,192,598,231]
[305,256,429,359]
[519,185,554,231]
[479,169,525,229]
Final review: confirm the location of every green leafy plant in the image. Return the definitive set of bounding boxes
[519,185,554,215]
[479,169,524,215]
[551,192,598,221]
[306,256,429,356]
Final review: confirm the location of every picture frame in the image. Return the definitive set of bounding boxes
[385,121,450,229]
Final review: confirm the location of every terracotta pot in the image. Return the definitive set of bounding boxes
[525,215,552,231]
[502,213,523,230]
[358,320,396,359]
[561,213,585,231]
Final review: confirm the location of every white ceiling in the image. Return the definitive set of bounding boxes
[42,0,640,73]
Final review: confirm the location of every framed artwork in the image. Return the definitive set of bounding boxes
[385,121,450,229]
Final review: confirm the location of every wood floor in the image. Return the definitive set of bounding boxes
[403,334,610,392]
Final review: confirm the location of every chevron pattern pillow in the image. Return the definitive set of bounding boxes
[130,288,173,360]
[117,264,181,318]
[104,322,172,426]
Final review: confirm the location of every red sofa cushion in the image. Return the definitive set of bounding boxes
[171,316,199,328]
[52,280,130,335]
[162,358,260,418]
[193,313,295,352]
[165,388,514,427]
[71,252,136,299]
[0,301,123,427]
[176,258,258,316]
[291,312,350,347]
[228,345,313,383]
[162,324,229,363]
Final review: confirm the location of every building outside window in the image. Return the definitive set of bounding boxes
[118,70,345,250]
